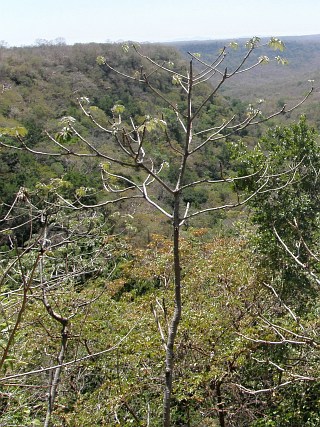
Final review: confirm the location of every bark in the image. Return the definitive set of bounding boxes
[0,251,40,372]
[163,61,193,426]
[216,381,225,427]
[44,320,68,427]
[41,251,69,427]
[163,194,182,427]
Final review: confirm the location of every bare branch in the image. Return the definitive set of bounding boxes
[151,303,167,351]
[273,225,320,285]
[184,174,270,221]
[189,48,227,81]
[142,183,172,219]
[0,322,140,382]
[262,282,302,326]
[236,376,316,395]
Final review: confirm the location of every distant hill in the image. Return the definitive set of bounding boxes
[170,35,320,127]
[0,42,239,225]
[0,37,319,217]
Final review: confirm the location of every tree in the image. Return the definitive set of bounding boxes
[0,182,121,426]
[230,116,320,426]
[0,37,314,426]
[232,116,320,295]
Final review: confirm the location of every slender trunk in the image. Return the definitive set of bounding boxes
[44,321,68,427]
[0,251,40,372]
[41,239,69,427]
[163,61,193,426]
[163,194,182,427]
[216,381,225,427]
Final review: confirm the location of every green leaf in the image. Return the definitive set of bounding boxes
[268,37,285,51]
[3,357,15,372]
[229,42,239,50]
[275,56,288,65]
[96,55,106,65]
[245,37,261,49]
[259,55,270,64]
[172,74,182,85]
[1,229,13,236]
[0,126,28,137]
[111,104,125,115]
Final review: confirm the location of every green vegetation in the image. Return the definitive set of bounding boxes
[0,38,319,426]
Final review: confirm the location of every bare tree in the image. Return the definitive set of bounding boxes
[0,185,117,426]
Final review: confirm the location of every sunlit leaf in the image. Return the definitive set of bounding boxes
[259,55,270,64]
[44,250,55,258]
[111,104,125,115]
[268,37,286,51]
[96,55,106,65]
[15,126,28,137]
[55,126,73,142]
[122,43,130,53]
[275,55,288,65]
[59,116,76,124]
[100,162,111,172]
[80,96,90,104]
[172,74,182,85]
[0,126,28,137]
[245,37,261,49]
[138,117,167,133]
[229,42,239,50]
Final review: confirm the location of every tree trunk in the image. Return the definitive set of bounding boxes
[216,381,225,427]
[163,195,182,427]
[44,321,68,427]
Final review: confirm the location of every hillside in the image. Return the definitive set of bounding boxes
[0,41,251,235]
[0,39,319,427]
[172,35,320,127]
[1,37,318,236]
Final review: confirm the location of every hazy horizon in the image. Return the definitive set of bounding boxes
[3,0,320,48]
[2,32,320,49]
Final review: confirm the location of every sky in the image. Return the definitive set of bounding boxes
[2,0,320,46]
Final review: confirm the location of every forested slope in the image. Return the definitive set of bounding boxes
[173,35,320,126]
[0,42,242,235]
[0,39,319,427]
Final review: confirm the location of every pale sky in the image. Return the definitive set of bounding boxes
[2,0,320,46]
